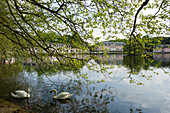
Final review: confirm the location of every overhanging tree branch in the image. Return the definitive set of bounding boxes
[128,0,149,54]
[129,0,149,39]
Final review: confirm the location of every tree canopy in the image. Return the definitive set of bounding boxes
[0,0,169,83]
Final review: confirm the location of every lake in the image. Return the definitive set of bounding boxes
[0,54,170,113]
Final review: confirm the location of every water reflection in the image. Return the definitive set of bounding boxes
[29,82,116,113]
[153,54,170,67]
[0,65,116,112]
[0,54,170,113]
[95,54,170,73]
[95,54,124,65]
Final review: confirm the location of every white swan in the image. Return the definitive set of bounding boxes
[50,89,73,99]
[11,89,30,98]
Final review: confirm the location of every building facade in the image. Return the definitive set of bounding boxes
[95,42,126,52]
[153,44,170,53]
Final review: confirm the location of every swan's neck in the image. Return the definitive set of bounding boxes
[52,90,57,97]
[27,90,30,97]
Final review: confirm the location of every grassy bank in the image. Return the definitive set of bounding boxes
[0,99,29,113]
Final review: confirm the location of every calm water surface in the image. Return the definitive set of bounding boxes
[0,54,170,113]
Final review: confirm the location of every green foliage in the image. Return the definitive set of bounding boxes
[0,0,169,84]
[0,0,169,55]
[124,39,145,55]
[141,35,170,52]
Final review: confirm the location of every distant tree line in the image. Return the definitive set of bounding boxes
[161,37,170,44]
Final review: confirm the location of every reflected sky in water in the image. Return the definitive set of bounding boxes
[0,54,170,113]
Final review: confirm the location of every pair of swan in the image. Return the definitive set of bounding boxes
[11,89,73,99]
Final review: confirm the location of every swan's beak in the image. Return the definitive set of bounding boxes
[27,89,30,94]
[50,91,52,94]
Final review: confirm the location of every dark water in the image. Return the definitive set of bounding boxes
[0,54,170,113]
